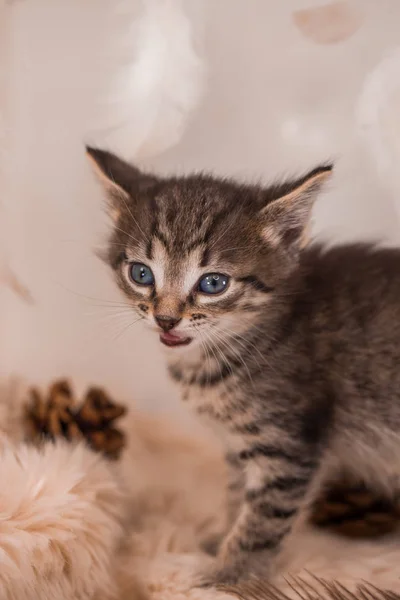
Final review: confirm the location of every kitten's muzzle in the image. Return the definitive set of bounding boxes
[155,315,181,332]
[154,315,192,347]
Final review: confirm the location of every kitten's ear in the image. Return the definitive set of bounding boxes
[86,146,146,221]
[260,164,332,252]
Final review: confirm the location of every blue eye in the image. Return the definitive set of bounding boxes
[130,263,154,286]
[198,273,230,295]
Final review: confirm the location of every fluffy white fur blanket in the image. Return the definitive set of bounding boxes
[0,381,399,600]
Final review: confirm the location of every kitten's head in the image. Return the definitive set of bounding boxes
[87,147,331,352]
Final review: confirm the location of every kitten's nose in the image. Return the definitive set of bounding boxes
[155,315,181,332]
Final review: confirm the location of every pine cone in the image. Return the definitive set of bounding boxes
[310,476,400,538]
[24,380,127,460]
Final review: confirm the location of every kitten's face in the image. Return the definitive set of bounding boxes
[87,148,331,354]
[110,182,279,352]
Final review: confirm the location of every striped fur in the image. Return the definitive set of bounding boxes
[88,148,400,587]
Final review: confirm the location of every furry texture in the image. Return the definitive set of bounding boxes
[0,380,400,599]
[0,436,125,600]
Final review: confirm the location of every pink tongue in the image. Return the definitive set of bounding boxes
[161,331,182,342]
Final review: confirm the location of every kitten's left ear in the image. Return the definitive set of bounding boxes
[260,164,332,252]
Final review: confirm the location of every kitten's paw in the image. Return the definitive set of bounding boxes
[193,542,274,588]
[194,552,273,588]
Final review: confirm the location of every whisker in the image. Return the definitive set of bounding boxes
[221,327,265,367]
[209,217,237,250]
[73,313,142,357]
[112,316,144,342]
[201,329,227,383]
[197,329,213,386]
[100,241,131,249]
[218,246,247,254]
[82,301,135,310]
[211,328,255,388]
[222,324,279,375]
[220,332,263,376]
[52,281,134,308]
[239,314,282,348]
[112,225,143,246]
[203,329,234,382]
[84,308,136,323]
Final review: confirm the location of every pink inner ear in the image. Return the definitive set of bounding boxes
[293,1,364,45]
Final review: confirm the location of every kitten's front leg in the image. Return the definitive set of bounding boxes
[201,451,245,556]
[197,443,319,587]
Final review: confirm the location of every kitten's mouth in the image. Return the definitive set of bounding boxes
[159,331,192,348]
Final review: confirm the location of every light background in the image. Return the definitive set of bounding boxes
[1,0,399,420]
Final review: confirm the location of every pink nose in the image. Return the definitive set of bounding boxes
[155,315,181,332]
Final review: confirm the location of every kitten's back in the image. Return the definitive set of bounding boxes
[301,243,400,332]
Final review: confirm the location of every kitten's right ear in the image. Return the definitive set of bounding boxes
[86,146,144,221]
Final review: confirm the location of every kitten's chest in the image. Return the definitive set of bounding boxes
[183,382,245,450]
[180,378,231,419]
[166,349,264,450]
[167,352,232,414]
[169,365,248,451]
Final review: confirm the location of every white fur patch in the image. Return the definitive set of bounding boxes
[150,237,167,290]
[182,248,204,294]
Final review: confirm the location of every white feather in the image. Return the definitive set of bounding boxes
[93,0,205,161]
[0,15,32,305]
[357,47,400,223]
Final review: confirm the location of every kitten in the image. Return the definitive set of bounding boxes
[87,147,400,586]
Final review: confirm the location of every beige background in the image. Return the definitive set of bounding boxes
[1,0,400,418]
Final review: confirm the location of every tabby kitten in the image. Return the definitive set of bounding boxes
[87,147,400,587]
